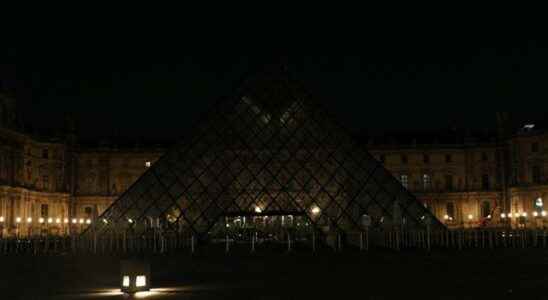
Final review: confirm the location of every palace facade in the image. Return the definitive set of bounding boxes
[1,94,546,236]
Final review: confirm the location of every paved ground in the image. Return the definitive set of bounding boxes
[1,247,547,299]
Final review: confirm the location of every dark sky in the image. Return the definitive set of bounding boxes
[1,38,548,142]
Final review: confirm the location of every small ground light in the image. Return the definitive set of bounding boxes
[120,259,151,294]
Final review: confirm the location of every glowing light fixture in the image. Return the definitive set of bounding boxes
[311,206,321,215]
[27,217,32,223]
[508,213,513,218]
[56,218,61,224]
[79,218,84,224]
[501,213,507,219]
[522,212,528,217]
[128,219,134,224]
[468,214,473,220]
[103,218,108,224]
[543,211,547,217]
[145,161,151,168]
[533,212,539,217]
[121,260,150,294]
[39,218,44,224]
[536,198,544,207]
[72,218,77,224]
[64,218,69,224]
[86,219,91,224]
[47,218,53,224]
[254,206,262,214]
[0,216,4,222]
[123,276,130,287]
[136,276,146,287]
[444,215,449,220]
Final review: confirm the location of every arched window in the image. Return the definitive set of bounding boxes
[481,201,491,218]
[534,197,543,214]
[446,202,455,219]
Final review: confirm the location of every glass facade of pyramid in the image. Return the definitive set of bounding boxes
[85,67,444,244]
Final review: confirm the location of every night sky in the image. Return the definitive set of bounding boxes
[1,38,548,143]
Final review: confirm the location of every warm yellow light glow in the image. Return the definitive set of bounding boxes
[64,218,69,224]
[254,206,262,214]
[39,218,44,224]
[102,219,108,224]
[79,218,84,224]
[0,216,4,222]
[501,213,506,219]
[16,217,21,223]
[533,212,539,217]
[136,275,146,287]
[468,214,473,220]
[487,215,492,219]
[444,215,449,220]
[47,218,53,224]
[508,213,513,218]
[122,276,130,287]
[128,219,134,224]
[311,206,321,215]
[86,219,91,224]
[27,217,32,223]
[72,218,77,224]
[145,161,151,168]
[522,212,528,217]
[543,211,547,217]
[56,218,61,224]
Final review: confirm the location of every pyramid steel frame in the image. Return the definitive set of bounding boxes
[84,68,444,240]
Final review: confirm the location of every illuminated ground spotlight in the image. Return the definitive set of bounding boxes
[120,259,151,294]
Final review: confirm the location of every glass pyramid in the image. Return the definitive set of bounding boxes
[86,66,443,239]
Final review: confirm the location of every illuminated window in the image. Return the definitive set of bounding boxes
[122,276,130,287]
[422,174,431,191]
[136,275,146,287]
[400,175,409,189]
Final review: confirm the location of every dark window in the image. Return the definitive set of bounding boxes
[42,175,49,189]
[445,175,454,191]
[401,154,408,164]
[84,207,93,218]
[532,142,539,153]
[423,174,431,191]
[446,202,455,219]
[42,149,49,159]
[482,152,488,162]
[379,155,385,164]
[423,154,430,164]
[512,168,518,185]
[445,154,452,163]
[41,204,49,218]
[482,174,489,190]
[532,165,542,184]
[481,201,491,218]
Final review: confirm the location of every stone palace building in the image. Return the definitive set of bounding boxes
[1,93,547,236]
